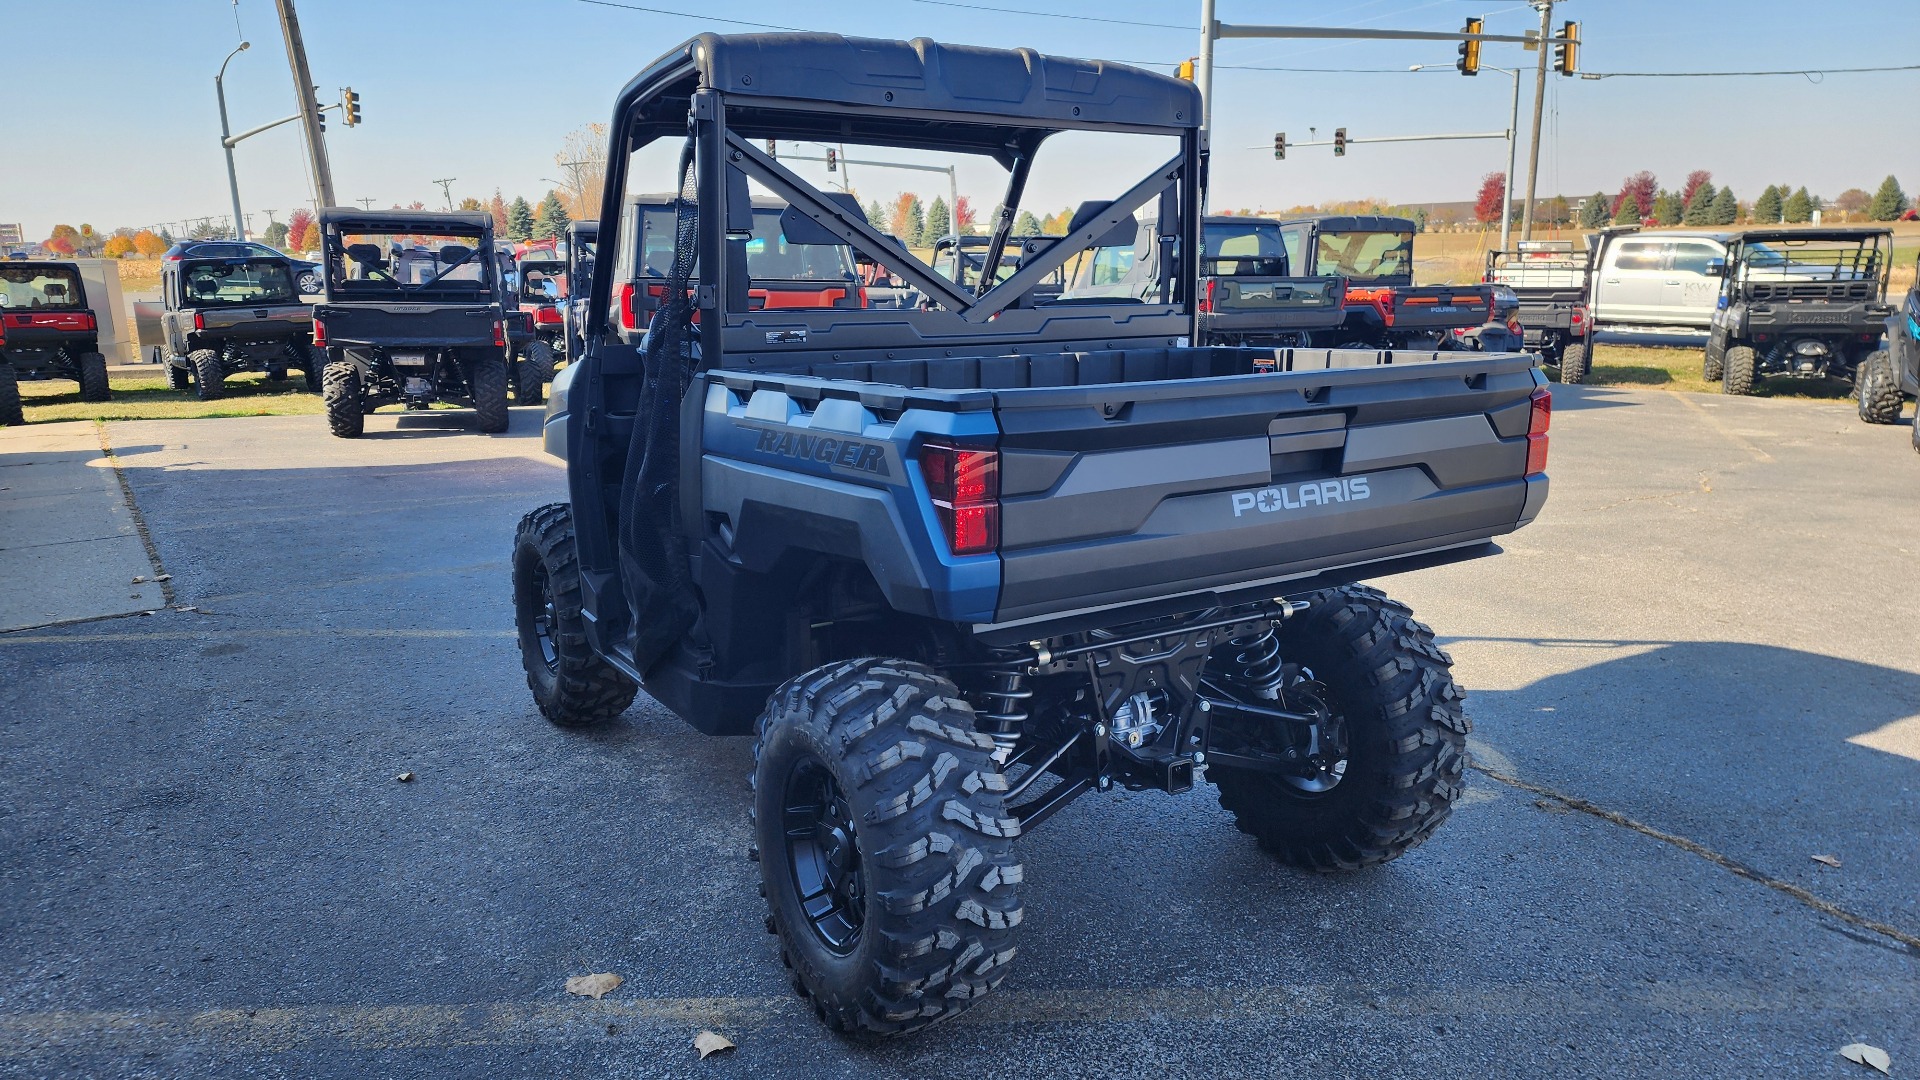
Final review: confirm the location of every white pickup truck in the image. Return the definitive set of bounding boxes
[1490,227,1732,335]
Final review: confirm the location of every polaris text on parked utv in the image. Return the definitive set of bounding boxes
[511,33,1549,1038]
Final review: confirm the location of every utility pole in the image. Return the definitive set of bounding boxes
[1520,0,1553,240]
[432,178,457,211]
[274,0,336,209]
[356,197,377,210]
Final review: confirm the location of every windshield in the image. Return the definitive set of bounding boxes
[326,228,492,296]
[180,259,297,306]
[936,241,1020,288]
[1203,221,1288,276]
[518,260,568,302]
[1314,230,1413,280]
[637,204,857,282]
[0,265,84,309]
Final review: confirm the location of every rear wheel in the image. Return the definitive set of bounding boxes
[322,362,364,438]
[166,356,190,391]
[470,355,509,433]
[1211,584,1470,871]
[516,339,555,405]
[511,502,638,726]
[76,352,110,402]
[1721,344,1757,396]
[1855,350,1901,425]
[753,658,1022,1037]
[299,346,322,393]
[1557,342,1590,385]
[0,365,22,426]
[189,349,224,401]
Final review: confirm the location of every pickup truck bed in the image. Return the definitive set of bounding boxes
[692,344,1546,631]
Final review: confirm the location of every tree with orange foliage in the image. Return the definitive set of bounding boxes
[287,210,315,251]
[1474,171,1507,226]
[294,221,320,252]
[133,230,168,257]
[103,235,136,258]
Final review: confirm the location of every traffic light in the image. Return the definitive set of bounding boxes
[827,147,837,172]
[1457,16,1484,76]
[1554,22,1579,76]
[1176,58,1196,81]
[1333,128,1347,157]
[342,88,361,127]
[1273,132,1286,161]
[315,99,327,132]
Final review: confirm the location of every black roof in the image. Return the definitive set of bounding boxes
[1275,215,1417,233]
[619,34,1198,158]
[317,208,494,232]
[1730,227,1892,244]
[568,220,598,238]
[0,260,81,272]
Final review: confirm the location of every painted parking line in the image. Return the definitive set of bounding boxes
[0,626,515,645]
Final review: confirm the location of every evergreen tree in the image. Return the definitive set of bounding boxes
[1579,191,1611,229]
[506,196,536,241]
[533,192,571,240]
[1652,191,1683,227]
[1682,183,1715,225]
[1783,187,1813,223]
[863,199,886,230]
[1611,198,1641,226]
[905,198,927,247]
[1868,175,1909,221]
[1752,185,1783,224]
[1013,210,1043,235]
[925,196,952,243]
[1708,187,1739,226]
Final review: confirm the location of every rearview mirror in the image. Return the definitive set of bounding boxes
[1704,258,1726,277]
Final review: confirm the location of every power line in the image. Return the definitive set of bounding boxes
[569,0,803,31]
[1581,63,1920,83]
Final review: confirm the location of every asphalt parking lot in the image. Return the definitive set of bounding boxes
[2,389,1918,1079]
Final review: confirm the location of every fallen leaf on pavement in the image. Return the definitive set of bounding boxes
[565,973,622,1000]
[1811,854,1842,868]
[1839,1043,1890,1074]
[396,772,414,783]
[694,1030,735,1058]
[132,575,147,584]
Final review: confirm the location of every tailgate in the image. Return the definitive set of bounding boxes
[314,304,497,347]
[1388,285,1494,331]
[194,305,311,336]
[991,350,1545,623]
[1207,275,1345,330]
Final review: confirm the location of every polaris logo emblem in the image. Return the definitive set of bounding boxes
[1232,477,1371,517]
[752,427,890,476]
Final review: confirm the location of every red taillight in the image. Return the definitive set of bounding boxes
[1200,277,1216,314]
[1526,387,1551,476]
[1570,305,1586,329]
[77,312,97,332]
[1507,316,1522,334]
[311,318,327,347]
[193,312,205,331]
[493,320,507,347]
[616,283,637,330]
[534,307,562,325]
[920,442,999,556]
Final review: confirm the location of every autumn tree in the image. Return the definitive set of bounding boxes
[457,196,485,212]
[294,221,320,251]
[1751,185,1782,224]
[1680,170,1713,208]
[489,190,511,236]
[1013,209,1043,235]
[133,229,168,256]
[506,197,535,241]
[1612,171,1657,220]
[1473,171,1506,226]
[925,196,952,242]
[1541,195,1572,226]
[48,224,80,253]
[1709,188,1739,226]
[953,195,978,234]
[1682,182,1715,225]
[533,191,571,240]
[1782,187,1813,223]
[103,235,135,258]
[1830,188,1871,220]
[287,210,315,250]
[555,124,609,220]
[1869,175,1909,221]
[1579,191,1611,228]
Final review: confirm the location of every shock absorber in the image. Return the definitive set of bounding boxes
[976,655,1032,760]
[1226,625,1285,700]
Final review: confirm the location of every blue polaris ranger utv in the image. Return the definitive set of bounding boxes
[511,33,1550,1037]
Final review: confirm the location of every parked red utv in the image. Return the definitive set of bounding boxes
[0,262,110,425]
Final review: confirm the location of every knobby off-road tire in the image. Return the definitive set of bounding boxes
[1721,345,1757,396]
[322,362,365,438]
[166,356,190,391]
[516,340,555,406]
[301,346,323,393]
[1855,350,1902,425]
[77,352,110,402]
[1703,340,1725,383]
[511,502,638,726]
[470,355,510,434]
[753,658,1023,1038]
[0,365,22,426]
[190,349,224,401]
[1212,584,1470,872]
[1558,342,1590,385]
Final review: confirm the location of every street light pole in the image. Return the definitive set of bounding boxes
[216,41,251,240]
[1410,62,1521,251]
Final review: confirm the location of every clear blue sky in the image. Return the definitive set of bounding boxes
[4,0,1917,239]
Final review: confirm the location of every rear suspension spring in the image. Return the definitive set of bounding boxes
[1226,625,1285,700]
[977,658,1032,760]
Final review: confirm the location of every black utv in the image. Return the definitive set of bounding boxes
[0,261,109,425]
[312,208,512,437]
[160,254,319,399]
[510,33,1548,1039]
[1858,251,1920,441]
[1704,227,1893,396]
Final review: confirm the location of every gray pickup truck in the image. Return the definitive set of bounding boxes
[510,32,1549,1039]
[160,255,319,399]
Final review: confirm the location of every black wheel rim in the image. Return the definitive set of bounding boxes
[529,561,558,671]
[781,758,864,955]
